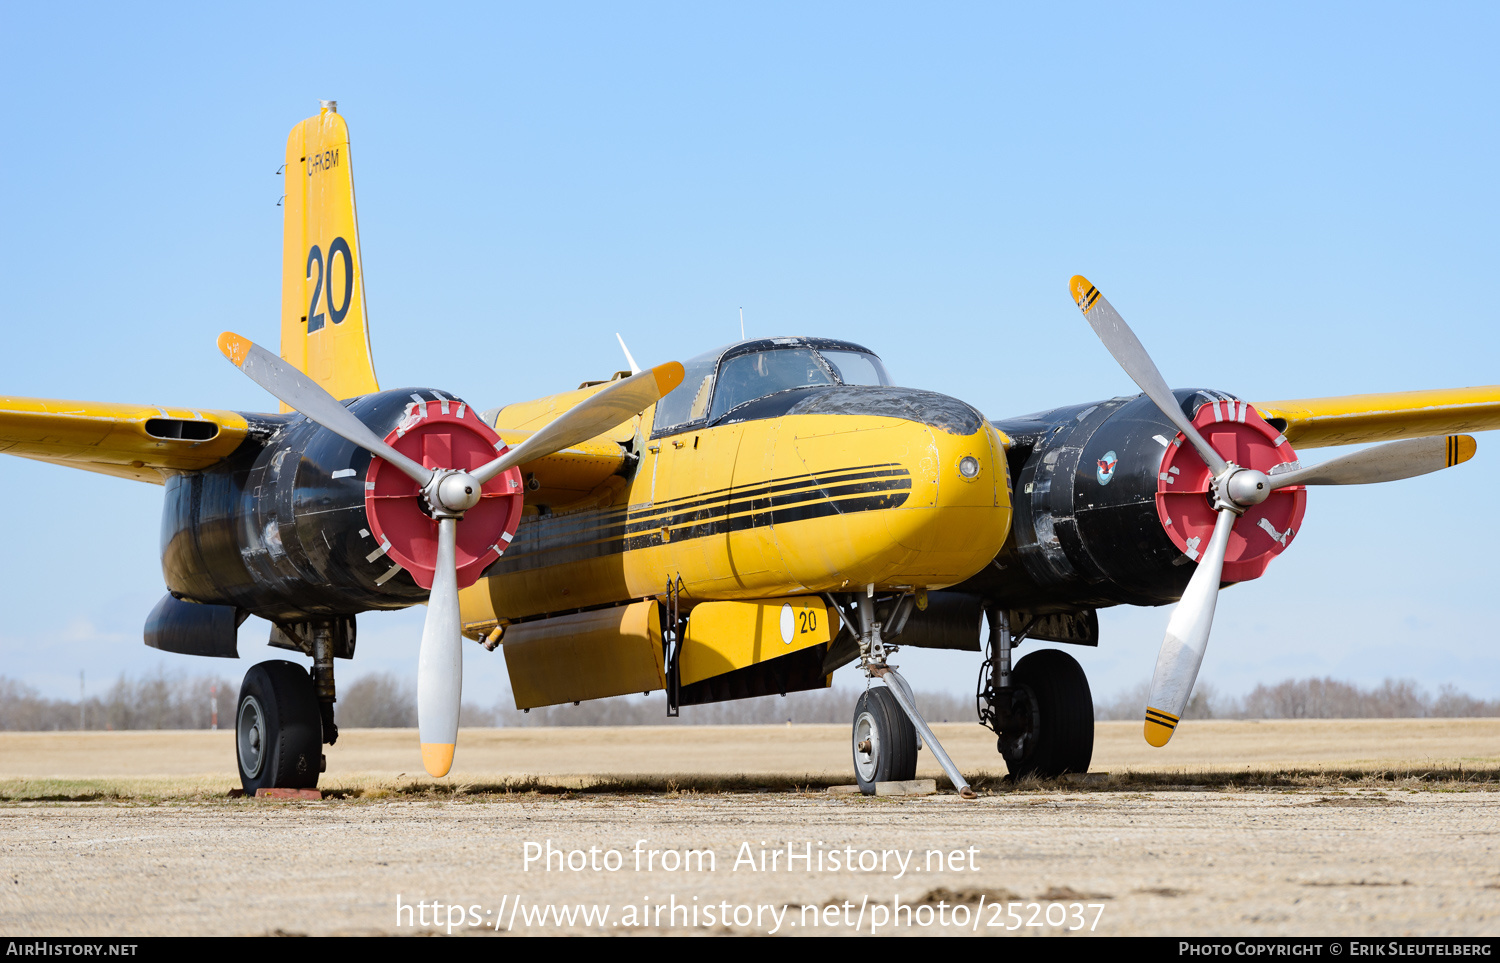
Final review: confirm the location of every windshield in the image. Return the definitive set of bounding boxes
[709,348,834,421]
[820,349,890,387]
[652,341,891,435]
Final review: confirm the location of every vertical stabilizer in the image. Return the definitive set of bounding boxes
[279,103,379,404]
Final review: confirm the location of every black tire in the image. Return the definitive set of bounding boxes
[851,686,918,795]
[237,660,322,793]
[999,648,1094,779]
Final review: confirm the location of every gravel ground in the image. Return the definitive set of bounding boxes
[3,787,1499,936]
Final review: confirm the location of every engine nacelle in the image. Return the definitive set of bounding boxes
[973,390,1307,610]
[160,388,523,623]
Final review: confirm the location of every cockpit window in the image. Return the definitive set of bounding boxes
[709,348,834,421]
[652,352,718,433]
[651,339,892,436]
[820,350,890,387]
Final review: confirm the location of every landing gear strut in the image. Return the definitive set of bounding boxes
[236,618,353,792]
[834,587,976,799]
[979,609,1094,778]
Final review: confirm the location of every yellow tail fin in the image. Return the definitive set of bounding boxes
[279,102,379,404]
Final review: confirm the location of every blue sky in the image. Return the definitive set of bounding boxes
[1,3,1496,710]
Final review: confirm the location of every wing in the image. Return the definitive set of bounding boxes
[492,430,631,509]
[1256,385,1500,449]
[0,396,250,484]
[484,372,642,511]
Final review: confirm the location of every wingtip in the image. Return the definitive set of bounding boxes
[217,332,251,367]
[421,742,455,777]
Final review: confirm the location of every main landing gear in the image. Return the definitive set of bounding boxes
[235,619,351,793]
[236,661,323,793]
[836,587,976,799]
[979,610,1094,778]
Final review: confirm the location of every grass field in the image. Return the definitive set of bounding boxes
[1,718,1497,802]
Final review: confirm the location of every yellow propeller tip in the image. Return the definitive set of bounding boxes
[421,742,455,777]
[652,361,686,398]
[1069,276,1100,313]
[217,332,251,367]
[1144,707,1179,748]
[1450,435,1477,467]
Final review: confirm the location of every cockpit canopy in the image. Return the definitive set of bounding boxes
[653,337,892,436]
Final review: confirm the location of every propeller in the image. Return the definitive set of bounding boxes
[1068,276,1477,747]
[219,332,685,775]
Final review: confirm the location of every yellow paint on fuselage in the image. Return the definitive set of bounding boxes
[679,597,834,686]
[459,397,1013,631]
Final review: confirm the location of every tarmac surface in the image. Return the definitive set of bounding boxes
[2,720,1498,936]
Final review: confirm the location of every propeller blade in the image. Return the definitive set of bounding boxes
[1069,276,1228,476]
[1145,507,1236,747]
[472,361,685,484]
[217,332,433,487]
[1270,434,1476,489]
[417,516,462,777]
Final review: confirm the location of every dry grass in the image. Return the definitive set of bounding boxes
[2,719,1496,805]
[3,761,1496,806]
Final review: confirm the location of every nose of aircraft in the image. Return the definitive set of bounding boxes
[773,387,1013,591]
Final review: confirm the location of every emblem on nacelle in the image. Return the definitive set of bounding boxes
[1096,450,1118,485]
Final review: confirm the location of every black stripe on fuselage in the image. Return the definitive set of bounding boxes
[538,461,906,536]
[486,464,913,575]
[504,462,905,546]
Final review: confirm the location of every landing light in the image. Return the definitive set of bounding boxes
[958,456,980,479]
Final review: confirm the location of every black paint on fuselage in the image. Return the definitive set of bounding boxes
[160,389,453,622]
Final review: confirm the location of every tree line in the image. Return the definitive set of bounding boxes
[1095,677,1500,721]
[1,669,1495,730]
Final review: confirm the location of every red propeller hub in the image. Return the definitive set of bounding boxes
[363,398,525,590]
[1156,399,1307,583]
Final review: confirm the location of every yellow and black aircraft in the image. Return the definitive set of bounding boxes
[5,105,1500,794]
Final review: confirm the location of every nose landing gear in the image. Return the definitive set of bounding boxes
[837,587,977,798]
[850,687,918,793]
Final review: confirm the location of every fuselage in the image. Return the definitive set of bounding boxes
[460,337,1014,632]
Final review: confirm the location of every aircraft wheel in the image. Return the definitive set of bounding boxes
[236,660,322,794]
[999,648,1094,779]
[851,686,918,795]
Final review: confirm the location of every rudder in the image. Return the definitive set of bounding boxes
[279,102,379,403]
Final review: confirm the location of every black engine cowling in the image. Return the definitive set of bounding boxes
[160,388,448,622]
[964,389,1300,610]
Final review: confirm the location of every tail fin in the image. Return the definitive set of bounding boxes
[279,102,380,404]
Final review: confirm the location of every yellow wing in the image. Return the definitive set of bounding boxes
[0,397,249,484]
[486,373,642,512]
[1255,385,1500,449]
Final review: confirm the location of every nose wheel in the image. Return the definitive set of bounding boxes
[236,660,323,793]
[851,687,918,794]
